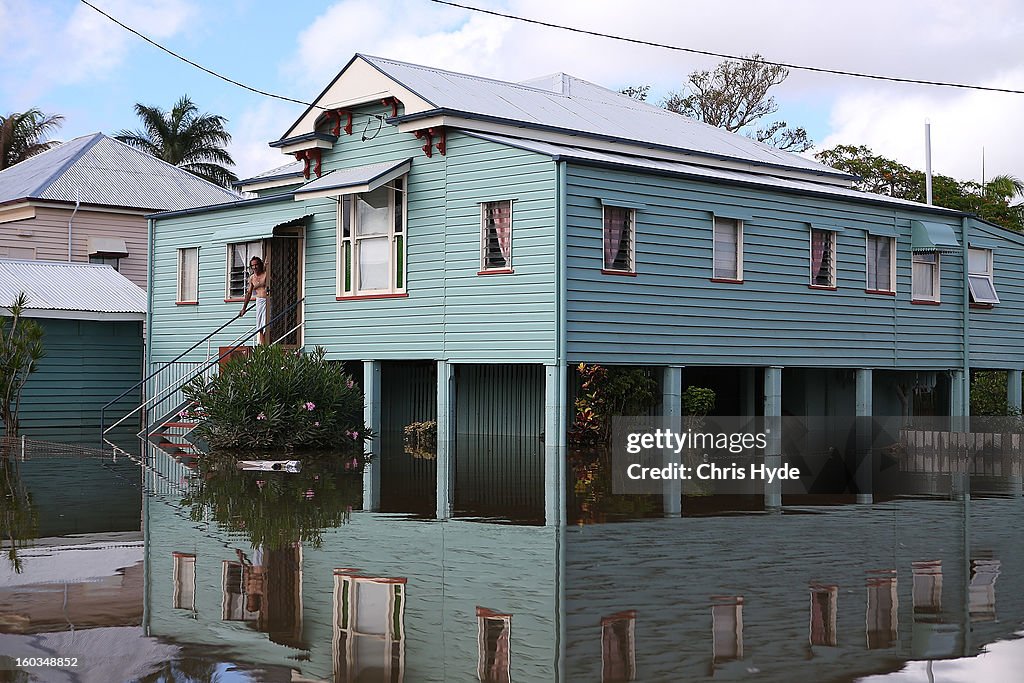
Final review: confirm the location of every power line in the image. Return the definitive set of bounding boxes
[431,0,1024,96]
[78,0,318,108]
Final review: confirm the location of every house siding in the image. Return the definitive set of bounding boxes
[0,205,148,289]
[968,220,1024,369]
[564,163,969,369]
[11,318,143,438]
[150,110,557,366]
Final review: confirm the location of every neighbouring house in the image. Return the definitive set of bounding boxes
[0,132,240,289]
[141,54,1024,523]
[0,259,146,439]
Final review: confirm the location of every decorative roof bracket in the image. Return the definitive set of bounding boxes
[326,109,353,137]
[294,148,323,179]
[412,127,446,158]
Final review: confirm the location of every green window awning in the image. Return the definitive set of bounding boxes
[911,220,961,253]
[212,215,310,243]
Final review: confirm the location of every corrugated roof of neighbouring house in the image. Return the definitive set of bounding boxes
[0,259,147,316]
[233,160,305,187]
[352,54,846,179]
[0,133,241,210]
[464,132,963,216]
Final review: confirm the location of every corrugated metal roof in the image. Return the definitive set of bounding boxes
[358,55,844,179]
[465,132,962,216]
[0,259,146,317]
[236,160,304,184]
[0,133,241,210]
[293,158,411,199]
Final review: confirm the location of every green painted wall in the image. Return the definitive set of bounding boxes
[10,317,142,438]
[968,219,1024,369]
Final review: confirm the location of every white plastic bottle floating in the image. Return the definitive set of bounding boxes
[237,460,301,472]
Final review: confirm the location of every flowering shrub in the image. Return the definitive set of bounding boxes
[183,345,368,452]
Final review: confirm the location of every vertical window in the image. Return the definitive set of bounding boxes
[912,252,940,302]
[809,583,838,647]
[866,234,895,293]
[603,206,635,273]
[711,596,743,663]
[912,560,943,619]
[177,247,199,303]
[810,229,836,288]
[969,558,1000,622]
[477,607,512,683]
[333,570,406,682]
[968,248,999,304]
[713,217,742,281]
[481,200,513,272]
[338,179,406,296]
[865,570,898,649]
[172,552,196,611]
[226,240,262,299]
[601,611,636,683]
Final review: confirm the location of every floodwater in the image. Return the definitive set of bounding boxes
[1,435,1023,682]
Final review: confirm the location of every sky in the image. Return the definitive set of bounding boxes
[2,0,1023,184]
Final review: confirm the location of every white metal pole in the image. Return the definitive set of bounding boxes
[925,121,933,205]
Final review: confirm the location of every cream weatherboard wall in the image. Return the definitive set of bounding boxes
[0,205,148,288]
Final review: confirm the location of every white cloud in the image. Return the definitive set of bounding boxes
[275,0,1024,182]
[0,0,196,104]
[230,99,305,179]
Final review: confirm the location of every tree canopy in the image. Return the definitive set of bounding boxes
[0,109,64,171]
[816,144,1024,231]
[116,95,237,187]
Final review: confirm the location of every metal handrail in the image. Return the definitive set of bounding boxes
[271,320,305,346]
[101,297,305,440]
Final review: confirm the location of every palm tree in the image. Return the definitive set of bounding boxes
[0,109,64,170]
[116,95,238,187]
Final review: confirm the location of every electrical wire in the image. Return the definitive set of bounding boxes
[430,0,1024,96]
[78,0,319,108]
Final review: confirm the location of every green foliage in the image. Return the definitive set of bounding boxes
[569,363,659,446]
[183,454,363,550]
[971,370,1020,417]
[115,95,237,187]
[184,345,367,452]
[619,85,650,101]
[663,54,812,152]
[682,386,716,417]
[0,293,45,436]
[816,144,1024,232]
[0,108,63,170]
[0,456,38,572]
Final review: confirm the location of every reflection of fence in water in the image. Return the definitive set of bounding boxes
[899,430,1023,476]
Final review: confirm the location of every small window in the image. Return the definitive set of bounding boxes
[337,179,407,296]
[809,583,838,647]
[0,246,36,260]
[477,607,512,683]
[333,570,406,682]
[968,248,999,304]
[172,552,196,611]
[90,254,121,271]
[226,241,262,299]
[603,206,635,273]
[481,200,513,272]
[713,217,742,281]
[865,570,898,650]
[177,247,199,303]
[912,252,940,302]
[711,596,743,663]
[810,229,836,288]
[866,235,895,293]
[601,611,636,683]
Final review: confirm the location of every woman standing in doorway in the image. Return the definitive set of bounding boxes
[239,256,269,345]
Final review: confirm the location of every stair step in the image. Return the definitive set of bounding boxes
[161,421,197,428]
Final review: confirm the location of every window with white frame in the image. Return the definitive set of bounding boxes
[912,251,940,302]
[333,571,406,682]
[603,206,634,272]
[481,200,513,271]
[810,229,836,287]
[713,217,743,280]
[968,248,999,304]
[172,552,196,611]
[177,247,199,303]
[338,179,406,295]
[226,240,262,299]
[477,607,512,683]
[866,234,895,293]
[601,611,637,683]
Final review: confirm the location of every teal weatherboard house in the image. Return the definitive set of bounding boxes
[146,55,1024,523]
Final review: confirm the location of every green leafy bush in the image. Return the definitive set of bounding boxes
[183,345,368,452]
